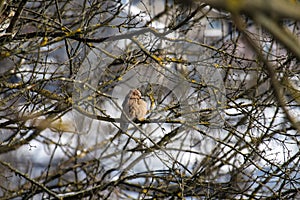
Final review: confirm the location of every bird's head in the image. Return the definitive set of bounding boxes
[130,89,142,99]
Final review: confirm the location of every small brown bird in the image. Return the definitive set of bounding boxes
[120,89,147,131]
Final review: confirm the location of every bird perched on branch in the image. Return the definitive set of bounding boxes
[120,89,147,132]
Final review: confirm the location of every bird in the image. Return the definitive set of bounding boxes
[120,89,147,132]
